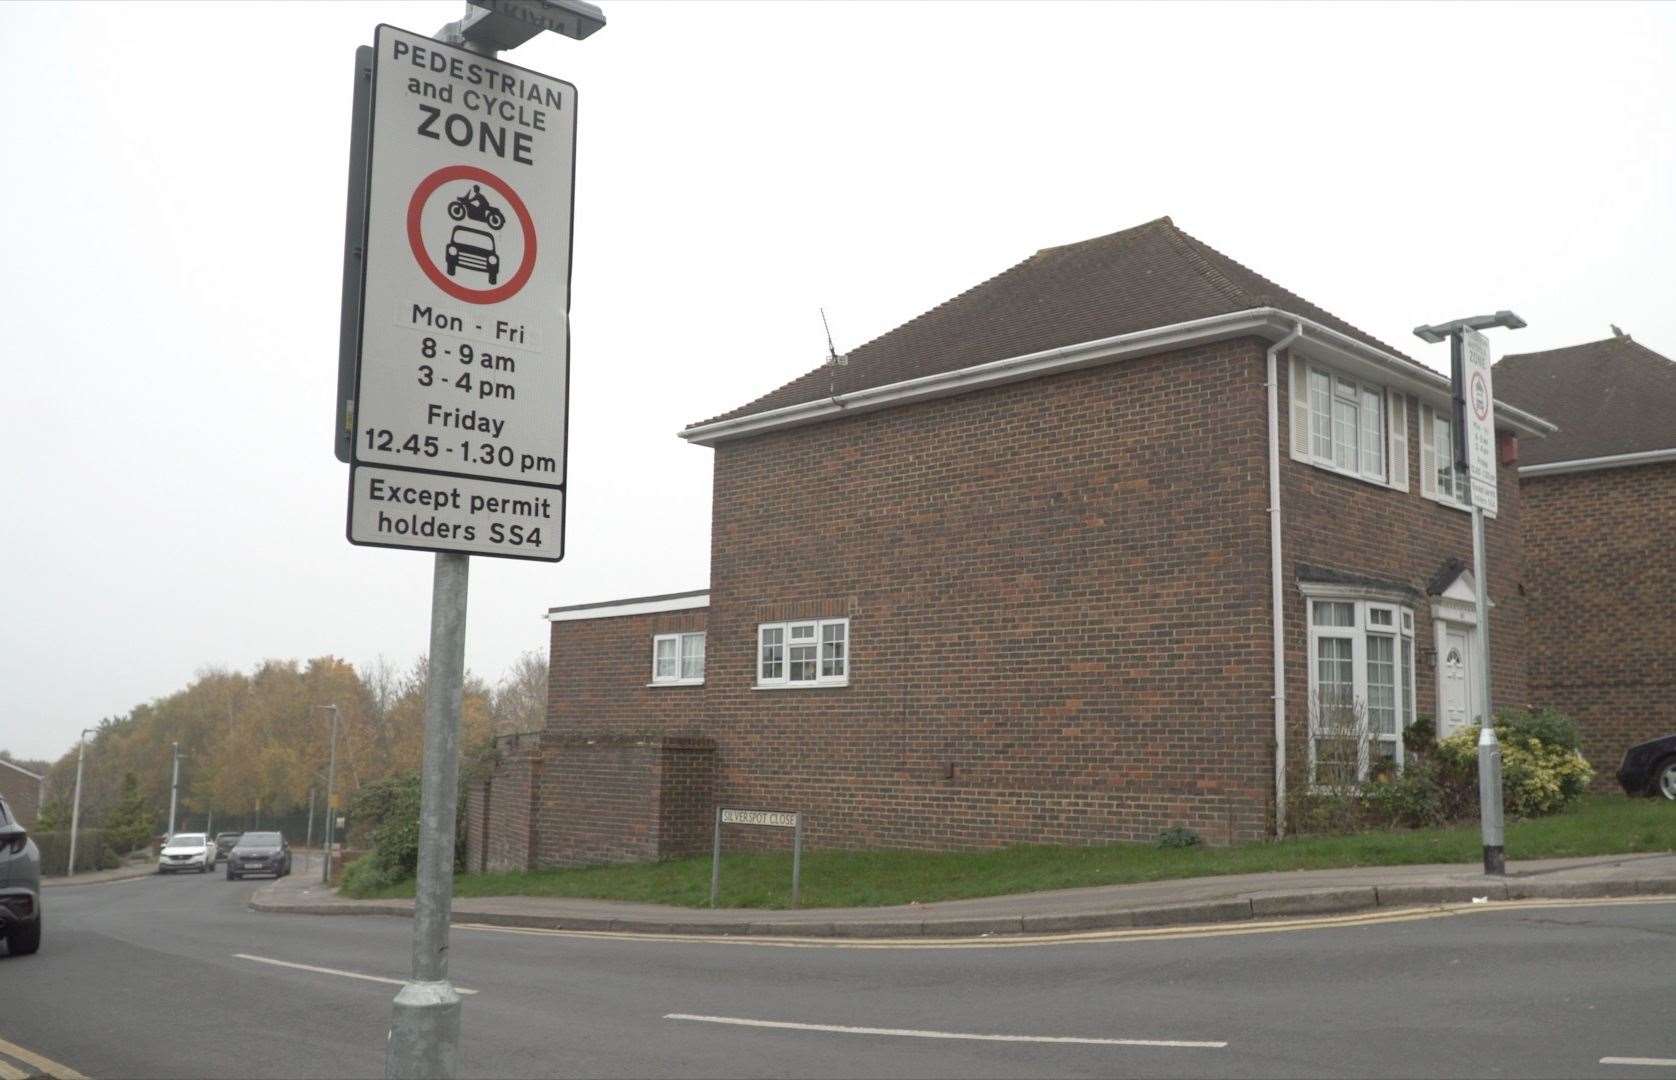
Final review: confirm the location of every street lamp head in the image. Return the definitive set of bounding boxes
[1413,311,1528,343]
[446,0,606,50]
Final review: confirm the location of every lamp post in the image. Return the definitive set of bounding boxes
[166,742,182,838]
[316,705,340,885]
[1413,310,1525,876]
[65,727,97,876]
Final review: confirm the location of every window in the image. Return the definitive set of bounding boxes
[651,632,705,685]
[758,618,848,687]
[1306,597,1415,784]
[1299,362,1386,483]
[1433,413,1466,504]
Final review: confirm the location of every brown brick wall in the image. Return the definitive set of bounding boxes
[465,734,541,873]
[485,338,1543,865]
[0,766,43,829]
[547,610,709,737]
[1279,356,1528,784]
[700,340,1277,849]
[1521,462,1676,783]
[535,734,715,867]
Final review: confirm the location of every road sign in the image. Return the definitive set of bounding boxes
[1462,328,1498,515]
[348,466,563,559]
[720,808,799,828]
[347,25,576,561]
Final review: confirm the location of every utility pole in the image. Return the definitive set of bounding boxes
[318,705,340,885]
[306,786,316,851]
[1415,310,1525,876]
[167,742,181,838]
[66,727,96,876]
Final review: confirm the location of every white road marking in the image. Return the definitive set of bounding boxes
[1601,1059,1676,1069]
[664,1013,1226,1049]
[0,1058,27,1080]
[234,953,478,995]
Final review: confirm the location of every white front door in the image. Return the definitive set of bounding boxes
[1439,626,1474,738]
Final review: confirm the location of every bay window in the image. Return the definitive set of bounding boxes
[1306,595,1416,784]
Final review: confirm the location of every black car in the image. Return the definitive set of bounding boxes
[213,831,242,863]
[1617,735,1676,800]
[226,832,291,880]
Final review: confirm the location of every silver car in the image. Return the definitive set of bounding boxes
[0,794,42,955]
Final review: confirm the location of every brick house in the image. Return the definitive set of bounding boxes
[468,217,1555,869]
[0,758,46,829]
[1495,331,1676,785]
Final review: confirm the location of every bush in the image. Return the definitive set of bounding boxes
[30,829,121,875]
[1497,706,1581,752]
[1434,715,1593,819]
[340,850,404,894]
[343,773,422,892]
[1154,827,1202,849]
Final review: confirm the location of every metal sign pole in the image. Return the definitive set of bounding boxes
[387,552,471,1078]
[709,806,722,909]
[790,815,803,909]
[1451,327,1505,876]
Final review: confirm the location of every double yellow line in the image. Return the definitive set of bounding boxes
[0,1034,86,1080]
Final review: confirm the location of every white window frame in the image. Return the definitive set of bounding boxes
[1302,590,1414,786]
[649,631,705,686]
[756,617,849,688]
[1291,358,1393,487]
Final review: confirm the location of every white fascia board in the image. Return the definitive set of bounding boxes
[547,594,709,622]
[679,307,1557,446]
[1519,447,1676,478]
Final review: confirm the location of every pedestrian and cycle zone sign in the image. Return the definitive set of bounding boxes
[346,24,576,561]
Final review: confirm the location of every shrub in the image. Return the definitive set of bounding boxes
[343,773,422,890]
[30,829,121,875]
[1497,706,1581,752]
[1434,716,1593,819]
[1154,827,1202,849]
[1360,762,1448,829]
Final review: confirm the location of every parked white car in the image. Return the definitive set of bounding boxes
[157,832,214,874]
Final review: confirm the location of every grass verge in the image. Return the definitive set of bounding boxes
[342,794,1674,908]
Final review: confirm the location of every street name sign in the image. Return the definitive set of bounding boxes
[346,25,576,561]
[1462,328,1498,516]
[720,809,799,828]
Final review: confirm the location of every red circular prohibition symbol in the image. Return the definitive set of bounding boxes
[407,164,538,305]
[1471,371,1490,421]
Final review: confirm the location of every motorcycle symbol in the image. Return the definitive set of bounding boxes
[446,185,506,231]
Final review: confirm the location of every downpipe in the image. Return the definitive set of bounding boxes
[1267,321,1304,838]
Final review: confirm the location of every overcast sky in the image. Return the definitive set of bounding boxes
[4,1,1673,761]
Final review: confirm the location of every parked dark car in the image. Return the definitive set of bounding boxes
[1617,735,1676,800]
[226,832,291,880]
[213,831,242,863]
[0,794,42,955]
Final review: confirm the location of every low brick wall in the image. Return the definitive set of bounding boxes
[535,734,716,868]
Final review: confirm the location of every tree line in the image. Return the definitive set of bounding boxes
[21,651,547,845]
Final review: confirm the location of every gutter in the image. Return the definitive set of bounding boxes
[680,307,1558,446]
[1519,447,1676,478]
[1266,320,1304,839]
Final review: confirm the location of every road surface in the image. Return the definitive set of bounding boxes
[4,863,1674,1078]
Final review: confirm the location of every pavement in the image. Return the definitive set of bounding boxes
[41,859,162,887]
[250,849,1676,938]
